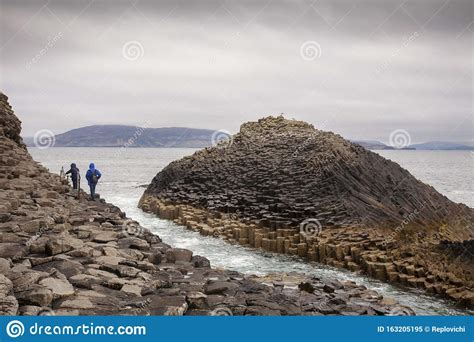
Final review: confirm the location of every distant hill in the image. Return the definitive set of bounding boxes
[25,125,217,148]
[24,125,474,150]
[351,140,415,150]
[353,140,473,151]
[409,141,473,150]
[352,140,396,150]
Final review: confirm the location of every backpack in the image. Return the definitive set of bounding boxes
[91,170,99,183]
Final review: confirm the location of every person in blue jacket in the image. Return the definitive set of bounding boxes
[85,163,102,200]
[65,163,80,189]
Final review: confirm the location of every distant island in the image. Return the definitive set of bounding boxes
[409,141,474,150]
[353,140,473,151]
[23,125,473,150]
[24,125,216,148]
[351,140,414,150]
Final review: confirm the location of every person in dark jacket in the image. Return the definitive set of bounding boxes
[85,162,102,200]
[65,163,80,189]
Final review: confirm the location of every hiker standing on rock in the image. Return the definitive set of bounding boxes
[86,162,102,200]
[65,163,80,189]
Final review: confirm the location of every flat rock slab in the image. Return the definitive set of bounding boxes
[166,248,193,263]
[0,243,24,258]
[39,278,75,298]
[205,281,239,295]
[33,259,84,278]
[15,286,53,306]
[59,297,94,310]
[149,295,188,316]
[45,235,84,256]
[121,284,142,297]
[93,232,118,243]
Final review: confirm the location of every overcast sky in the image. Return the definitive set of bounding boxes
[0,0,472,143]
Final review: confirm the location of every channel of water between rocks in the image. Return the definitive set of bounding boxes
[106,190,472,316]
[29,147,472,316]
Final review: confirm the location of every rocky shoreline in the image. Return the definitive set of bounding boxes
[139,196,473,308]
[0,92,415,316]
[139,116,473,309]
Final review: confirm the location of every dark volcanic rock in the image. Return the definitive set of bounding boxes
[142,115,472,231]
[0,92,414,316]
[140,115,474,307]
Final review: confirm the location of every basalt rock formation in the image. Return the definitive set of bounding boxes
[0,92,413,316]
[140,116,474,307]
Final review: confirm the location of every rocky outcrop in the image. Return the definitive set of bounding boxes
[0,93,412,316]
[140,116,474,307]
[0,92,24,147]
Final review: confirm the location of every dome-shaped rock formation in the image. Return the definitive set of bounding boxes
[142,115,472,234]
[0,93,419,316]
[140,115,473,307]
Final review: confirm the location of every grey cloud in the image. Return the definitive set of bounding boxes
[0,0,472,143]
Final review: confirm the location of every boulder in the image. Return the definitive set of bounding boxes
[33,259,84,278]
[149,295,188,316]
[59,297,94,310]
[205,281,238,295]
[0,257,11,273]
[148,250,162,265]
[93,232,118,243]
[7,269,47,292]
[69,274,101,289]
[192,255,211,268]
[0,243,24,259]
[38,278,75,299]
[186,291,208,309]
[45,235,83,255]
[0,274,13,296]
[0,295,18,315]
[16,286,53,306]
[121,284,142,296]
[166,248,193,263]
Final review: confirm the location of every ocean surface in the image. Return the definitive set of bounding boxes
[29,147,473,315]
